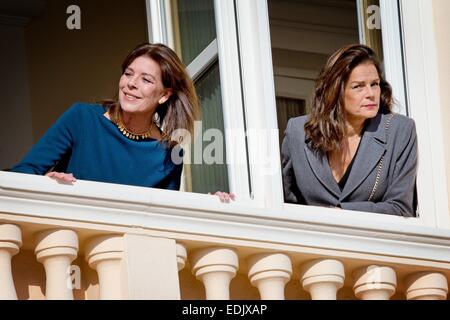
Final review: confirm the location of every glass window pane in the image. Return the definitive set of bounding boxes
[189,62,229,194]
[176,0,216,65]
[268,0,395,125]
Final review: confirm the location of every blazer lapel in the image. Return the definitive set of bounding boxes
[304,143,341,198]
[340,113,388,200]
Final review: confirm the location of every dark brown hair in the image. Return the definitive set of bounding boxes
[304,44,393,154]
[105,43,200,147]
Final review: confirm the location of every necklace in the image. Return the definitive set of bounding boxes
[116,115,155,140]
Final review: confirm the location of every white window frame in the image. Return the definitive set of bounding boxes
[233,0,450,229]
[379,0,408,116]
[213,0,253,203]
[146,0,449,229]
[186,39,218,81]
[356,0,408,115]
[146,0,175,49]
[146,0,253,202]
[399,0,450,228]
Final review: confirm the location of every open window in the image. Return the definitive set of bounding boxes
[0,0,149,171]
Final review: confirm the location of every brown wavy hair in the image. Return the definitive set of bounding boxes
[304,44,393,154]
[104,43,200,147]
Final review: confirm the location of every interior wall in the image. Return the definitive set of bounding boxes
[0,24,34,170]
[268,0,359,105]
[24,0,148,144]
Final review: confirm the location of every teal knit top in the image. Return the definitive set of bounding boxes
[10,103,183,190]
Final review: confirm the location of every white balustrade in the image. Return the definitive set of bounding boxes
[35,229,78,300]
[405,272,448,300]
[190,247,239,300]
[85,235,124,300]
[300,259,345,300]
[247,253,292,300]
[0,224,22,300]
[353,265,397,300]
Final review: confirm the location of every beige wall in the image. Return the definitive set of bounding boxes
[432,0,450,212]
[25,0,148,141]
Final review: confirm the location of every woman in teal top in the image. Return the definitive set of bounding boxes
[11,43,200,190]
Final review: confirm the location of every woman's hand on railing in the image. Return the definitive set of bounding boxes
[45,172,77,184]
[209,191,236,203]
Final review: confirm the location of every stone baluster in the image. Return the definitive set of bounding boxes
[176,243,187,272]
[247,253,292,300]
[353,265,397,300]
[0,224,22,300]
[405,272,448,300]
[300,259,345,300]
[85,235,124,300]
[35,229,78,300]
[191,247,239,300]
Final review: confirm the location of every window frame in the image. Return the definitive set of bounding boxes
[146,0,450,229]
[356,0,408,115]
[146,0,253,201]
[399,0,450,228]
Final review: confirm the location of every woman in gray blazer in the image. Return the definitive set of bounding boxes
[282,44,417,217]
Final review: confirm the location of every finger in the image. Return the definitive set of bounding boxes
[47,172,76,183]
[66,173,76,182]
[229,193,236,201]
[222,194,230,203]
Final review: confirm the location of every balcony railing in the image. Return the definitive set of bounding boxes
[1,171,449,300]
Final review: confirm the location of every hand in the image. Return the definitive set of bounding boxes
[46,171,77,184]
[209,191,236,203]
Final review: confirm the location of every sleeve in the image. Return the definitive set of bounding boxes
[9,104,80,175]
[163,146,184,190]
[165,163,183,190]
[340,120,418,217]
[281,119,301,203]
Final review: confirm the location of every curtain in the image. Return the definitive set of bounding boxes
[276,97,306,151]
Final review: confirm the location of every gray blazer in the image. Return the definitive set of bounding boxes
[281,113,418,216]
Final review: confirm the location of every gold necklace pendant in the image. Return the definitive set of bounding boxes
[116,120,153,140]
